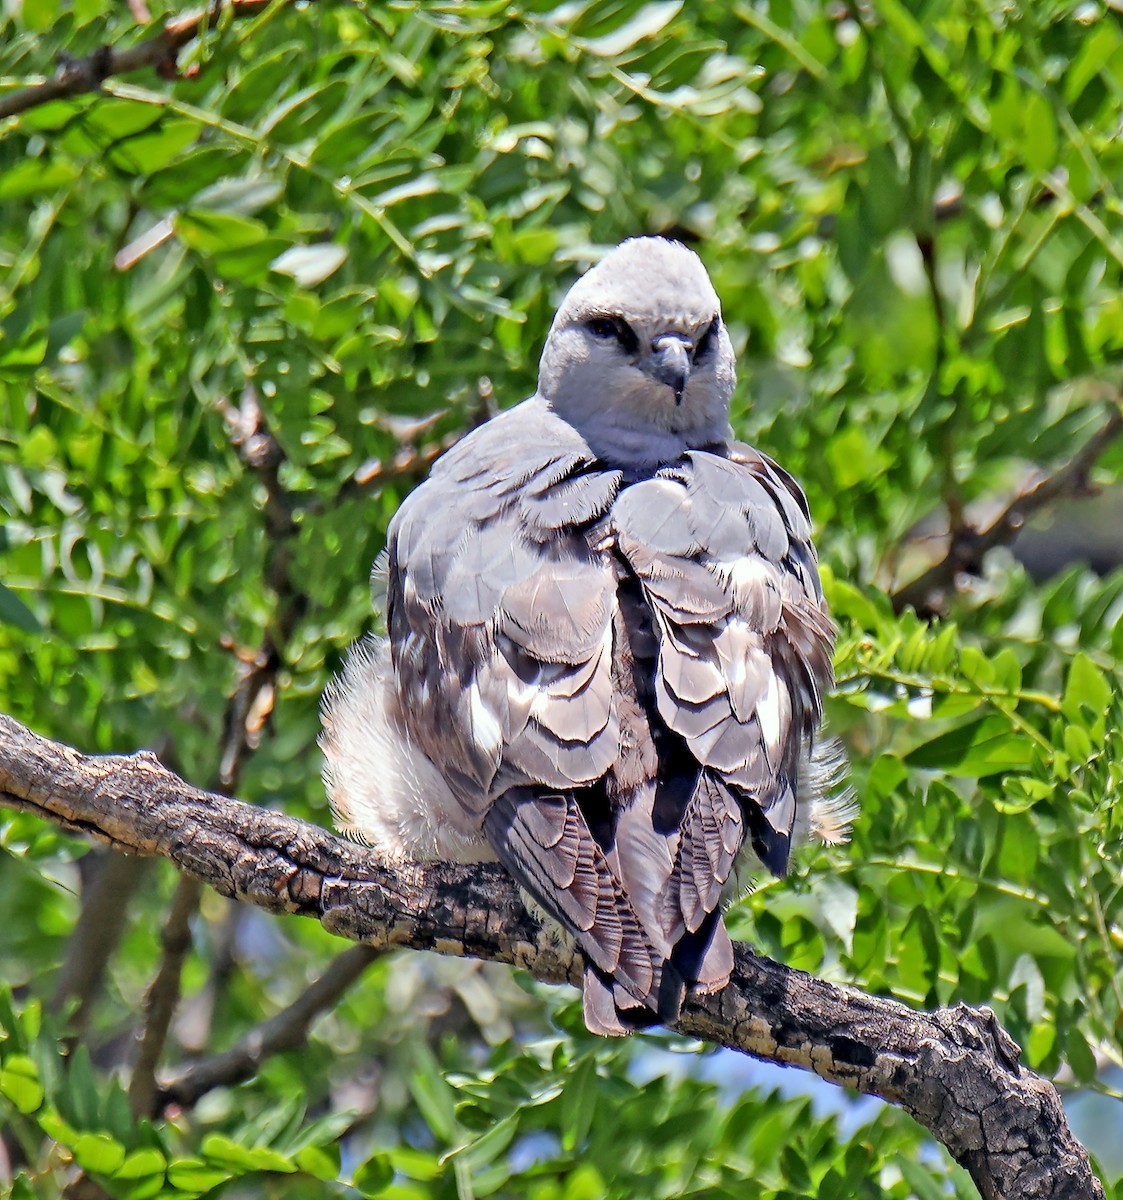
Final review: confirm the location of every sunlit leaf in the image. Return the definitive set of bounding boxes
[270,243,349,287]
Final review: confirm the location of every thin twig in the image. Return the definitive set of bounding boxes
[51,851,149,1034]
[328,380,495,510]
[893,400,1123,615]
[157,944,381,1112]
[174,902,243,1054]
[126,385,306,1115]
[333,434,463,507]
[128,874,203,1117]
[215,385,305,789]
[0,0,278,121]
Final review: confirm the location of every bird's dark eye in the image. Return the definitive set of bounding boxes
[694,316,720,361]
[585,315,638,353]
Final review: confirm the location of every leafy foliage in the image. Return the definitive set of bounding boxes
[2,0,1123,1195]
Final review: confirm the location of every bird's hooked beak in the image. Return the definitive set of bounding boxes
[643,331,693,405]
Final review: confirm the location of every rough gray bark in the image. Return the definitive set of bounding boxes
[0,712,1104,1200]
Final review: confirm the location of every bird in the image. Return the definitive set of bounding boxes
[320,236,849,1035]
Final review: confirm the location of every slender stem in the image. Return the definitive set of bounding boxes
[892,400,1123,614]
[128,874,202,1118]
[0,0,280,121]
[156,945,381,1113]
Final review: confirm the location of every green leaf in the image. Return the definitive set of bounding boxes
[17,424,58,468]
[1062,653,1112,728]
[997,818,1039,885]
[0,159,80,200]
[37,1111,80,1146]
[1063,723,1093,763]
[5,1175,38,1200]
[201,1133,295,1173]
[19,0,59,31]
[560,1054,597,1152]
[576,2,684,57]
[899,1155,951,1200]
[1009,953,1045,1023]
[271,244,349,287]
[113,1148,168,1181]
[825,425,892,489]
[448,1111,519,1171]
[259,79,350,143]
[1065,1026,1098,1084]
[390,1147,442,1182]
[176,211,269,255]
[1064,22,1122,103]
[1026,1021,1057,1069]
[353,1152,394,1196]
[0,583,42,633]
[166,1157,231,1194]
[408,1049,459,1142]
[107,121,200,175]
[1021,92,1058,174]
[294,1142,340,1180]
[193,175,284,216]
[0,1055,44,1113]
[906,716,1036,776]
[73,1131,127,1176]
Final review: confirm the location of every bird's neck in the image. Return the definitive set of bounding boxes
[570,417,705,469]
[541,389,730,470]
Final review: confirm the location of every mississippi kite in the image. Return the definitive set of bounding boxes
[321,237,848,1035]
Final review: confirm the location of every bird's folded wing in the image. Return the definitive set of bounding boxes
[386,402,623,810]
[387,405,676,1005]
[614,444,834,881]
[483,789,663,1008]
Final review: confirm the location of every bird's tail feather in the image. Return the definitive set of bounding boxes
[483,790,666,1013]
[485,786,737,1036]
[580,913,732,1035]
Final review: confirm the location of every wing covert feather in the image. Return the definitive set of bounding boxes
[484,790,661,1006]
[387,403,621,808]
[614,442,834,876]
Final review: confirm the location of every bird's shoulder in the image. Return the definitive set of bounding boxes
[388,397,628,565]
[385,398,624,803]
[609,438,821,599]
[386,394,623,662]
[397,398,593,504]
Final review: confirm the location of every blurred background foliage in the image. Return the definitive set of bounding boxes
[2,0,1123,1196]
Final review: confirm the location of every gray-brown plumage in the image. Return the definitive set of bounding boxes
[321,237,843,1035]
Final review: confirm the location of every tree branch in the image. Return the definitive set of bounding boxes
[214,384,306,788]
[157,944,381,1112]
[893,400,1123,616]
[0,0,277,122]
[122,386,307,1118]
[128,874,202,1117]
[51,850,149,1033]
[328,379,497,511]
[0,713,1103,1200]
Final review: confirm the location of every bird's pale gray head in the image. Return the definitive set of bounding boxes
[537,238,736,463]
